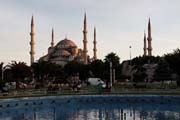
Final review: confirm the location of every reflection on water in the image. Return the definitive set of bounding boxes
[0,96,180,120]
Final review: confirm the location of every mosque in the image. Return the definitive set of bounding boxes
[30,13,97,66]
[29,13,152,66]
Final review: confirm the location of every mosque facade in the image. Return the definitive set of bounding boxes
[30,13,97,66]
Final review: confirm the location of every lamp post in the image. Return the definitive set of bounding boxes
[1,68,3,81]
[1,64,4,81]
[113,69,115,83]
[1,63,7,81]
[129,46,133,81]
[1,66,6,81]
[129,46,132,63]
[110,62,112,88]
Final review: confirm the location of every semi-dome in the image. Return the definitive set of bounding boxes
[56,38,77,48]
[60,50,71,56]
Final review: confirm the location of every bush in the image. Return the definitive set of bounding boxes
[133,83,146,89]
[177,79,180,87]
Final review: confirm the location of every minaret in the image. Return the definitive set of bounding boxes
[83,13,88,64]
[143,31,147,56]
[93,27,97,60]
[147,18,152,56]
[30,16,35,65]
[48,28,54,55]
[51,28,54,47]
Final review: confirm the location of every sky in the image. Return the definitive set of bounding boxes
[0,0,180,65]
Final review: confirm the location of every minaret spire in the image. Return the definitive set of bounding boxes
[83,12,88,64]
[93,27,97,60]
[51,28,54,47]
[30,15,35,65]
[143,31,147,56]
[147,18,152,56]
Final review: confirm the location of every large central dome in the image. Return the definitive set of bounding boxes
[56,38,77,48]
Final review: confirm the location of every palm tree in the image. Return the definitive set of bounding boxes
[7,61,32,83]
[104,52,120,68]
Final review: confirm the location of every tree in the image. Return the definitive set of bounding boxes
[32,61,66,86]
[64,61,82,76]
[79,64,90,81]
[164,49,180,86]
[32,61,52,85]
[31,61,49,81]
[153,60,172,84]
[0,62,3,80]
[63,61,90,81]
[7,61,32,82]
[133,66,147,83]
[103,52,121,83]
[89,59,106,79]
[104,52,120,68]
[131,56,161,66]
[48,63,64,81]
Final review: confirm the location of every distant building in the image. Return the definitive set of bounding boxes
[30,13,97,66]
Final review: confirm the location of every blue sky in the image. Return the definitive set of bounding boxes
[0,0,180,65]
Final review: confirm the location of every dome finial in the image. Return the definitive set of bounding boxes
[65,34,67,39]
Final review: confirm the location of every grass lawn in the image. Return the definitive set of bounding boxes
[0,84,180,99]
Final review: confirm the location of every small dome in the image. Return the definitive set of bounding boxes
[56,38,77,48]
